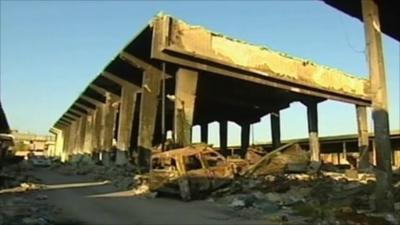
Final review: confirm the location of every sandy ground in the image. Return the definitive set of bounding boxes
[30,168,265,225]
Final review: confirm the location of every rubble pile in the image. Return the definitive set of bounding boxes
[0,162,39,189]
[210,168,399,225]
[91,164,139,190]
[52,157,140,191]
[0,194,58,225]
[0,163,59,225]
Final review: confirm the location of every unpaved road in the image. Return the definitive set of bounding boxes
[30,168,264,225]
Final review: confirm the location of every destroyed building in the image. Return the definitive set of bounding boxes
[50,14,373,171]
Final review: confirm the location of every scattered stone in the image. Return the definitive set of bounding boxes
[35,194,48,200]
[22,217,41,225]
[345,169,358,179]
[394,202,400,211]
[265,192,282,203]
[229,199,245,208]
[286,163,308,173]
[308,161,322,174]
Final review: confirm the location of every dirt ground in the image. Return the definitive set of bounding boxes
[26,167,265,225]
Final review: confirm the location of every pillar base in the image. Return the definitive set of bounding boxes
[115,150,128,165]
[102,151,111,166]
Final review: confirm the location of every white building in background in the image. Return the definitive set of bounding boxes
[11,130,55,158]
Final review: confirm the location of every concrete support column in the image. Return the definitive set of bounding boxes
[69,120,79,156]
[78,115,87,155]
[83,113,94,155]
[240,122,250,158]
[61,127,69,156]
[356,105,369,168]
[219,120,228,154]
[307,102,320,161]
[55,129,64,159]
[116,85,138,165]
[60,127,69,162]
[91,107,102,162]
[270,111,281,149]
[137,68,161,171]
[200,123,208,143]
[362,0,394,212]
[394,151,400,167]
[174,68,198,147]
[101,93,117,166]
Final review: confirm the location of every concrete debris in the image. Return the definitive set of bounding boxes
[0,195,57,225]
[9,144,396,225]
[245,143,310,177]
[345,169,359,179]
[0,170,58,225]
[35,194,48,200]
[210,163,400,225]
[229,199,245,208]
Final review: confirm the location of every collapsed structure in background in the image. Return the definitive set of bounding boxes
[50,13,373,169]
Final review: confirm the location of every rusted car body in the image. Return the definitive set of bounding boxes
[149,144,234,201]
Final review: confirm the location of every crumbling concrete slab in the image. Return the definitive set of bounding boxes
[154,15,370,101]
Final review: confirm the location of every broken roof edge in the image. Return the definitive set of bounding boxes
[155,14,368,83]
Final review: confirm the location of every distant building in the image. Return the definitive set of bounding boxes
[11,130,55,159]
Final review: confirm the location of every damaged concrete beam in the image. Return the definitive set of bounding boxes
[151,15,370,104]
[119,52,172,80]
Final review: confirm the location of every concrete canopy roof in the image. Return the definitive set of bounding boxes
[53,14,371,129]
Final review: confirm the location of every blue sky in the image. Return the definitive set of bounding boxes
[1,1,399,146]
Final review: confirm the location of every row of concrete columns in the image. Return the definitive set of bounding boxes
[52,64,370,172]
[191,103,369,166]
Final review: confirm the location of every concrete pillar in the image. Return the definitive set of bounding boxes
[270,111,281,149]
[356,105,369,168]
[174,68,198,147]
[372,140,377,165]
[101,93,117,166]
[219,120,228,154]
[307,102,320,161]
[362,0,393,212]
[69,120,79,156]
[92,106,103,162]
[78,115,87,155]
[200,123,208,143]
[394,150,400,167]
[55,129,64,159]
[116,85,138,165]
[137,68,161,171]
[83,113,94,155]
[240,122,250,158]
[342,142,347,163]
